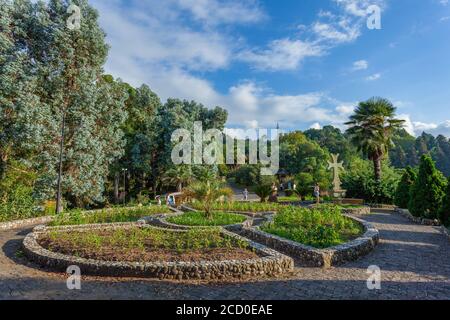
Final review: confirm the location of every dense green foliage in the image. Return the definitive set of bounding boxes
[409,155,447,219]
[166,211,246,226]
[184,181,233,219]
[439,178,450,226]
[394,167,417,208]
[341,158,401,204]
[261,205,363,249]
[49,206,172,226]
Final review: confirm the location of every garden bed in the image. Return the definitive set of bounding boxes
[48,206,174,226]
[239,206,379,268]
[23,224,294,280]
[186,202,282,214]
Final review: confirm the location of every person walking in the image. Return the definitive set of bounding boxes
[314,183,320,204]
[243,188,249,201]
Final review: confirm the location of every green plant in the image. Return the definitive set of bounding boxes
[261,205,363,249]
[438,177,450,226]
[394,166,416,208]
[345,98,405,181]
[184,181,233,219]
[409,154,447,219]
[166,211,246,226]
[254,184,272,203]
[49,206,172,226]
[190,201,282,213]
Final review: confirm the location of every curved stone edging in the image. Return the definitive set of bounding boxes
[0,216,54,231]
[238,215,379,268]
[143,211,255,231]
[341,206,371,215]
[395,208,441,226]
[22,223,294,280]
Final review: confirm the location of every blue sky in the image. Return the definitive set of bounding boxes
[89,0,450,137]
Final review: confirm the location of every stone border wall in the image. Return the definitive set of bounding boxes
[239,215,379,268]
[0,206,177,232]
[395,208,441,226]
[0,216,54,231]
[341,206,371,215]
[22,224,294,280]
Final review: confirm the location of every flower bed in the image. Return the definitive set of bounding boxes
[262,206,364,249]
[23,224,294,280]
[239,206,379,268]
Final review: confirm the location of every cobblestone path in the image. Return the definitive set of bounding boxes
[0,212,449,300]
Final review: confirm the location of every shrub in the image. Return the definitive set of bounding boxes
[439,177,450,226]
[408,154,447,219]
[394,166,417,208]
[254,184,272,203]
[342,158,401,204]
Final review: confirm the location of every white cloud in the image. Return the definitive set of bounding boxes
[440,0,449,6]
[310,122,322,130]
[238,38,324,71]
[312,19,360,44]
[352,60,369,71]
[175,0,266,25]
[397,115,450,138]
[366,73,381,81]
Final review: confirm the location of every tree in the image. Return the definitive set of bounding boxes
[294,172,314,201]
[184,181,233,219]
[254,184,272,203]
[0,0,50,180]
[409,155,447,219]
[394,167,416,208]
[439,177,450,226]
[162,165,193,192]
[345,98,405,181]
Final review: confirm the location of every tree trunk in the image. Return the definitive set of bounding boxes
[373,156,382,182]
[114,173,120,204]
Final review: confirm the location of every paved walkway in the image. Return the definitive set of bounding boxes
[0,212,449,300]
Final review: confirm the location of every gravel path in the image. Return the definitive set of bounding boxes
[0,212,449,300]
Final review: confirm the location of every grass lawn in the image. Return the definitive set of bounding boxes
[166,211,247,226]
[261,206,364,249]
[49,206,172,226]
[39,227,258,262]
[190,202,282,213]
[278,196,302,202]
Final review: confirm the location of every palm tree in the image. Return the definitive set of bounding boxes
[254,184,273,203]
[162,165,193,192]
[345,98,405,181]
[184,181,233,219]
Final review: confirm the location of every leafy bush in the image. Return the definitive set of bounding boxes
[49,206,172,226]
[342,158,401,204]
[166,211,246,226]
[409,154,447,219]
[261,205,363,249]
[254,184,272,202]
[0,162,42,222]
[394,166,417,208]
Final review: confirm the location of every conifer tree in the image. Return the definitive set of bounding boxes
[409,154,447,219]
[394,166,416,209]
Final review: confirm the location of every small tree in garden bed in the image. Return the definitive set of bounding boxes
[254,184,272,203]
[409,155,447,219]
[184,181,233,220]
[394,166,416,209]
